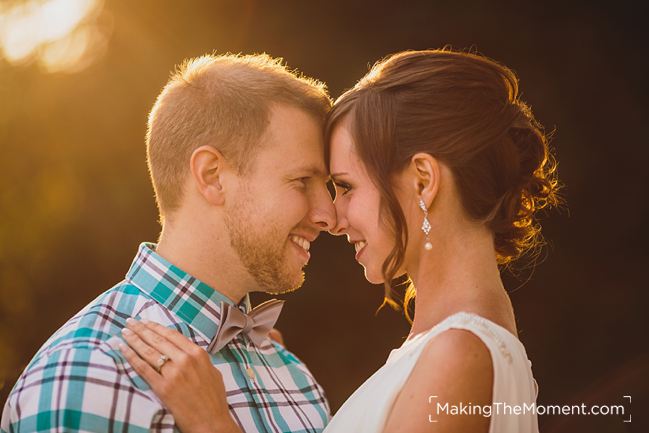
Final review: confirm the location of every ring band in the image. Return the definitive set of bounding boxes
[155,354,170,373]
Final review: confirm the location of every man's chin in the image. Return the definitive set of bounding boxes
[263,270,305,295]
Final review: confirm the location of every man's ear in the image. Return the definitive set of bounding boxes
[189,145,228,206]
[410,152,440,208]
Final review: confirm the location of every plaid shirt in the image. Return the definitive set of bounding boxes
[1,243,330,433]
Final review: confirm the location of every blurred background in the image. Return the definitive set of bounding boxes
[0,0,647,431]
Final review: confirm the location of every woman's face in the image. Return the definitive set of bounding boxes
[329,124,400,284]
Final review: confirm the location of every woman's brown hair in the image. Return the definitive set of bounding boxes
[325,49,560,320]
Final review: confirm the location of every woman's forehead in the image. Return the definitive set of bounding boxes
[329,126,357,164]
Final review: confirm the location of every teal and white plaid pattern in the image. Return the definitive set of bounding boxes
[1,243,330,432]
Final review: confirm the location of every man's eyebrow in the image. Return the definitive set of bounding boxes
[330,172,349,179]
[291,166,328,178]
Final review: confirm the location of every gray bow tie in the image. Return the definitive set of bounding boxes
[208,299,284,353]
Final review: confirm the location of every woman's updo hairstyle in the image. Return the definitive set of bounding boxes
[324,49,560,316]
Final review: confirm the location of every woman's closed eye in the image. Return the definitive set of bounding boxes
[333,181,352,196]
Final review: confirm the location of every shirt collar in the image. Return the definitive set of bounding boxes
[125,242,250,342]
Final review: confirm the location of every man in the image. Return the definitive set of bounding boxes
[1,53,336,432]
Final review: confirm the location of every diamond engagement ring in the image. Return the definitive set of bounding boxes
[155,354,170,373]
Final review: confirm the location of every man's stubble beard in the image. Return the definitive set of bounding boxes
[224,193,306,295]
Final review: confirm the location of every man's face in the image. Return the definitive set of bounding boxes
[224,103,335,294]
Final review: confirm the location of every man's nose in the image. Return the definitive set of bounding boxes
[309,185,336,231]
[329,200,347,236]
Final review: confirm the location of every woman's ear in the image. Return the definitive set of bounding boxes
[189,145,228,206]
[410,152,440,207]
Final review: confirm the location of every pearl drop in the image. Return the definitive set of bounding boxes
[424,242,433,250]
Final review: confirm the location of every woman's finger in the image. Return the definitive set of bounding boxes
[125,318,185,360]
[121,326,170,372]
[141,319,204,354]
[118,342,165,392]
[268,329,285,346]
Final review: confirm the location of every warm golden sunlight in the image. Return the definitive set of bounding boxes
[0,0,109,73]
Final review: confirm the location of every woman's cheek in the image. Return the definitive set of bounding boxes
[348,196,371,231]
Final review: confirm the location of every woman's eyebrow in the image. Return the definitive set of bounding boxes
[330,172,349,180]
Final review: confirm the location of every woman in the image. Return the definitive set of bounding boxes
[120,49,559,433]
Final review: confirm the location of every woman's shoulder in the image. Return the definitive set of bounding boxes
[383,312,537,433]
[440,311,526,365]
[406,310,530,397]
[419,325,494,388]
[383,327,494,432]
[414,311,536,400]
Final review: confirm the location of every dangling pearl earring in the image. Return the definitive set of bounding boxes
[418,198,433,250]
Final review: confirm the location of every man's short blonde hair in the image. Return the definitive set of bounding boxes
[146,53,331,218]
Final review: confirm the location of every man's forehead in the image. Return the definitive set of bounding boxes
[255,110,330,177]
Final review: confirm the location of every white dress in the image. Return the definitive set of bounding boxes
[323,312,539,433]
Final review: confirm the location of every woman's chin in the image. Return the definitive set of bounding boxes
[363,267,385,285]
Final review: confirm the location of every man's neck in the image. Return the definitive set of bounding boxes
[155,225,255,304]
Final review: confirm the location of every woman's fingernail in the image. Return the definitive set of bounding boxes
[118,343,127,350]
[121,328,132,335]
[126,318,136,325]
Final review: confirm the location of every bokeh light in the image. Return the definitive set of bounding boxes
[0,0,110,73]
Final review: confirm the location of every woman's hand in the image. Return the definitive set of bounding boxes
[268,328,285,346]
[118,319,242,433]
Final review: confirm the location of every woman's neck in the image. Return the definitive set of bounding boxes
[406,225,515,338]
